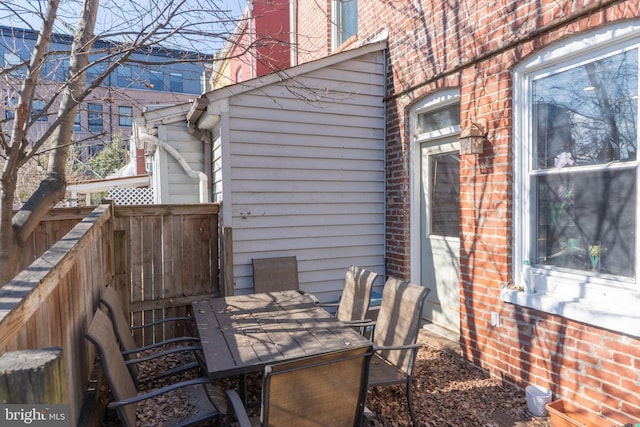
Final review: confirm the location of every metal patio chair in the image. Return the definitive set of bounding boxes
[225,345,374,427]
[252,255,300,293]
[353,277,430,427]
[318,265,379,323]
[86,309,220,427]
[100,286,203,385]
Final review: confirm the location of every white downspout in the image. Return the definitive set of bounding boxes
[159,141,209,203]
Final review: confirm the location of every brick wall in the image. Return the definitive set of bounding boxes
[295,0,331,63]
[295,0,640,423]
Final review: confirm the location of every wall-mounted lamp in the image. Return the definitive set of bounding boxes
[459,120,487,155]
[144,151,154,175]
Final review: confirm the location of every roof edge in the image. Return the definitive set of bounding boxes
[205,39,388,102]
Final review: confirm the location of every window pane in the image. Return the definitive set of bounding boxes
[431,153,460,237]
[57,59,69,80]
[533,49,638,169]
[32,100,47,121]
[4,96,17,119]
[117,66,131,87]
[170,73,183,92]
[73,111,81,131]
[4,52,24,77]
[119,106,132,127]
[86,61,106,84]
[534,169,636,277]
[88,104,103,132]
[150,71,163,90]
[417,104,460,134]
[339,0,358,44]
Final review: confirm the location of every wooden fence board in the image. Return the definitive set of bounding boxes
[1,203,221,423]
[0,204,112,425]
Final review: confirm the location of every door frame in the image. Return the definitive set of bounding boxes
[409,89,461,286]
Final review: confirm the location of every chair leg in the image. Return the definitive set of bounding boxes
[406,379,417,427]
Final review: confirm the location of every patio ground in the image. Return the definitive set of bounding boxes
[363,321,552,427]
[102,322,553,426]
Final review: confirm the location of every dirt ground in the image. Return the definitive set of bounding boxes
[365,343,552,427]
[103,332,553,426]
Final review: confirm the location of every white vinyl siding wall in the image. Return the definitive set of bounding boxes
[157,124,205,204]
[221,50,386,300]
[211,130,223,203]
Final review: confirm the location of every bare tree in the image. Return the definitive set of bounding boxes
[0,0,243,285]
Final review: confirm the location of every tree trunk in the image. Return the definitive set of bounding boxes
[0,0,100,286]
[0,0,60,285]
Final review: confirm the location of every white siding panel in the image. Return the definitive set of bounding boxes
[161,124,205,204]
[212,131,223,203]
[225,48,386,300]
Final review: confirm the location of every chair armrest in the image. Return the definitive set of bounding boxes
[107,377,211,409]
[343,319,376,328]
[121,336,200,355]
[225,389,253,427]
[317,302,339,308]
[130,316,194,330]
[123,345,202,363]
[340,318,373,325]
[374,343,423,351]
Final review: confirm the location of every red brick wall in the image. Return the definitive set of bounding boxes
[296,0,332,63]
[295,0,640,423]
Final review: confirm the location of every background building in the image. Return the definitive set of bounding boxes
[0,25,211,183]
[209,0,290,89]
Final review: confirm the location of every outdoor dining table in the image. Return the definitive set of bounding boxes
[191,290,372,381]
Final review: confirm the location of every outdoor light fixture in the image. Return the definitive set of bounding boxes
[459,120,487,155]
[144,151,154,175]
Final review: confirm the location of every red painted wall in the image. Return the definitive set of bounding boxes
[294,0,640,424]
[228,0,290,83]
[253,0,290,76]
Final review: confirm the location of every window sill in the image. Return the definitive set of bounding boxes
[500,287,640,338]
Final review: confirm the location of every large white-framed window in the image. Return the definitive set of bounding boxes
[507,22,640,337]
[331,0,358,51]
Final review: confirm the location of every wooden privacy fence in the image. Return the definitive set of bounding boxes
[19,206,96,271]
[111,204,220,346]
[0,203,221,426]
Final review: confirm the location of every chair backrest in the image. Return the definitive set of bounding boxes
[335,265,379,322]
[252,256,299,293]
[373,277,430,375]
[100,286,138,353]
[100,286,140,379]
[85,309,138,427]
[261,346,373,427]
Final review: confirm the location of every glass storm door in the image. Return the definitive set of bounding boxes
[420,139,461,333]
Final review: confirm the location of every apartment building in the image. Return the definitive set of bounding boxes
[0,25,210,177]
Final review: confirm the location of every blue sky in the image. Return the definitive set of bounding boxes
[1,0,247,54]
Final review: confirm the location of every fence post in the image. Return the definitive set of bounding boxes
[0,347,66,404]
[222,226,234,296]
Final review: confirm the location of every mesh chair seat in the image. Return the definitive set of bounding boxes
[100,286,203,384]
[226,346,374,427]
[86,309,220,427]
